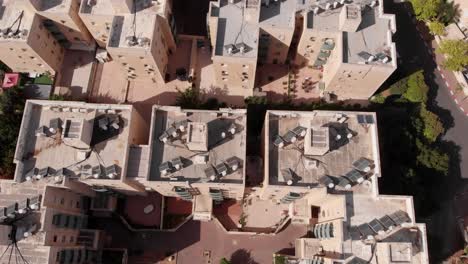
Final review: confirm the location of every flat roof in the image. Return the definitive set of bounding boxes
[38,0,73,13]
[80,0,168,16]
[0,0,35,42]
[266,110,378,191]
[108,13,157,48]
[214,0,259,58]
[305,0,395,65]
[147,106,247,184]
[259,0,296,28]
[344,7,393,64]
[14,100,133,182]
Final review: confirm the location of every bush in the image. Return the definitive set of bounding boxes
[415,139,449,175]
[220,258,231,264]
[419,105,445,142]
[274,255,286,264]
[175,88,200,109]
[0,87,25,178]
[403,71,428,103]
[428,21,446,36]
[371,94,386,104]
[437,39,468,71]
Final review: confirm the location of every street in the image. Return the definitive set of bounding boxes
[384,0,468,261]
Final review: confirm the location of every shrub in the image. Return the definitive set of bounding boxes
[419,105,445,142]
[403,71,428,103]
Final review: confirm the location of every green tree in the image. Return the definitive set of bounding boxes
[428,21,446,36]
[415,139,449,175]
[403,70,429,103]
[175,88,200,109]
[0,87,25,178]
[419,105,445,142]
[437,39,468,71]
[274,255,286,264]
[410,0,442,21]
[220,258,231,264]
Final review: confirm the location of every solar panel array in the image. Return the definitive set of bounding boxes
[357,210,412,238]
[343,169,363,183]
[313,222,334,239]
[352,157,372,172]
[357,114,375,124]
[311,129,327,148]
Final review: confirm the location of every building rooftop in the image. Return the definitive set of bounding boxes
[0,0,35,42]
[147,106,247,184]
[13,100,134,182]
[80,0,168,16]
[214,0,259,58]
[259,0,296,28]
[305,0,395,66]
[343,7,393,64]
[108,12,157,48]
[266,110,380,192]
[37,0,73,13]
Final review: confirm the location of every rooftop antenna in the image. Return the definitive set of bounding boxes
[8,11,24,36]
[131,0,137,43]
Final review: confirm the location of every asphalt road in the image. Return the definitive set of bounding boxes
[385,0,468,261]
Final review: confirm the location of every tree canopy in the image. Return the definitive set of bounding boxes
[410,0,442,21]
[0,87,25,178]
[437,39,468,71]
[403,70,429,103]
[428,21,446,36]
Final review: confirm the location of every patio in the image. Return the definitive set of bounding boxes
[256,64,323,104]
[163,197,193,230]
[122,192,163,229]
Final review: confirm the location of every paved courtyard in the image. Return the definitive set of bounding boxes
[92,216,307,264]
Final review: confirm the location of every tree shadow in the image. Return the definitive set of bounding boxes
[230,249,259,264]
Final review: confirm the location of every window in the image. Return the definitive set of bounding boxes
[76,201,80,209]
[61,236,66,243]
[53,235,57,242]
[69,236,74,243]
[60,198,65,205]
[73,37,81,41]
[60,20,66,24]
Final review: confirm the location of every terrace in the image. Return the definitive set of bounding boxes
[148,106,247,184]
[14,101,133,183]
[266,110,380,193]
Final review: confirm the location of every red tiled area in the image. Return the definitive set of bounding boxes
[166,197,192,215]
[213,200,242,231]
[94,217,307,264]
[124,192,162,228]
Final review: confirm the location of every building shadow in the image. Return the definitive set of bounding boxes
[230,249,259,264]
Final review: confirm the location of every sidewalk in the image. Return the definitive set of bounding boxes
[406,8,468,117]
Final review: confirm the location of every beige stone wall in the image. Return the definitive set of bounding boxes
[0,16,64,74]
[38,0,94,47]
[325,62,396,100]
